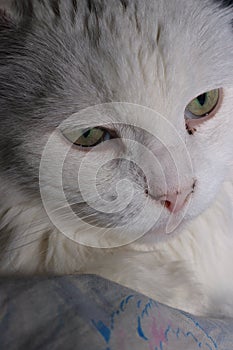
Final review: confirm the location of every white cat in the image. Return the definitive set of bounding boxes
[0,0,233,317]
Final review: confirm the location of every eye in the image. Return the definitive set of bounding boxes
[185,89,220,120]
[63,127,113,148]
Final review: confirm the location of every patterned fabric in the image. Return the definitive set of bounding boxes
[0,275,232,350]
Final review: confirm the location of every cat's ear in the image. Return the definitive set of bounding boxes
[0,0,18,26]
[0,0,32,26]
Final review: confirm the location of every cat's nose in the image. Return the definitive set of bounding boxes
[161,189,192,214]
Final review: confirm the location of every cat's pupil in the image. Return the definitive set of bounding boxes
[83,130,91,138]
[197,94,206,106]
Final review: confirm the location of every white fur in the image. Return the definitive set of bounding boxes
[0,0,233,317]
[0,179,232,316]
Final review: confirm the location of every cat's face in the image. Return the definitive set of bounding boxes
[0,0,233,248]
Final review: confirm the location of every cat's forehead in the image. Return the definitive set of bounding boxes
[1,0,233,128]
[57,0,233,107]
[67,0,233,121]
[94,0,233,104]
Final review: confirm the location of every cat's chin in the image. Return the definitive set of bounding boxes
[128,218,189,251]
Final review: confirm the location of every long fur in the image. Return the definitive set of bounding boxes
[0,0,233,317]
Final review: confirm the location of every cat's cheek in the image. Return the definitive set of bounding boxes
[186,181,220,218]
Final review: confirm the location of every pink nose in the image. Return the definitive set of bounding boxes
[162,189,191,213]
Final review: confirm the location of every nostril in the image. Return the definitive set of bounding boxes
[161,190,192,214]
[164,200,172,210]
[192,179,197,192]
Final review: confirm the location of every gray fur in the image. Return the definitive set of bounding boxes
[0,0,233,316]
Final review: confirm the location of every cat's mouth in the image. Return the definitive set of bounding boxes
[137,189,195,245]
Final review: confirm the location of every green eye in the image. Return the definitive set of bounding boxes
[64,127,112,148]
[76,128,110,147]
[186,89,220,119]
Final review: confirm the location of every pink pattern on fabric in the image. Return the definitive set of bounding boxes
[148,316,169,349]
[116,327,127,350]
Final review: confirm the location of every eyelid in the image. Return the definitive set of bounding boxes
[81,125,119,137]
[95,126,119,137]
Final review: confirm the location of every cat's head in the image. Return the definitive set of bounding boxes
[0,0,233,249]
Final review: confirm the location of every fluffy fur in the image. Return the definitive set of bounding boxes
[0,0,233,317]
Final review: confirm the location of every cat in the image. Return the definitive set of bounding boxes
[0,0,233,317]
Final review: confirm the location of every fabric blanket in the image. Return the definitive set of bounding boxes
[0,275,232,350]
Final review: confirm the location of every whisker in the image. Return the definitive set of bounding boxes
[3,237,46,254]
